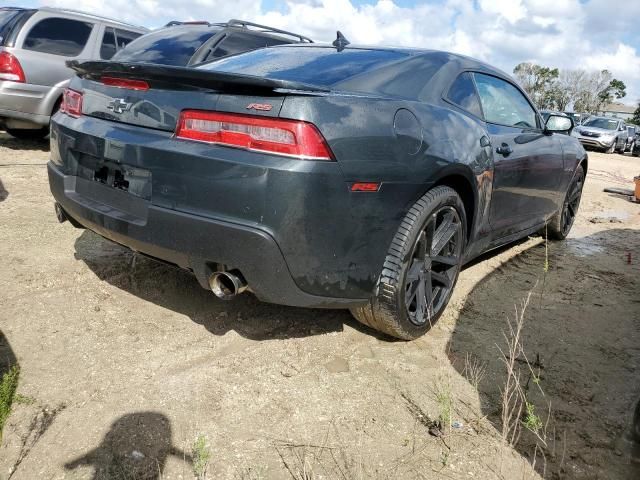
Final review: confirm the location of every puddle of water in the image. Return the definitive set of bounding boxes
[565,237,605,257]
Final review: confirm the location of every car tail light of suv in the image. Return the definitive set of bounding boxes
[61,88,83,118]
[175,110,334,161]
[0,51,25,82]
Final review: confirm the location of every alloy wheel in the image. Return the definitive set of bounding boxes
[404,206,463,326]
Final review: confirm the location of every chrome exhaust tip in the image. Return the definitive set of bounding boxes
[209,271,247,300]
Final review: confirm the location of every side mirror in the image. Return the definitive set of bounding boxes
[545,115,572,133]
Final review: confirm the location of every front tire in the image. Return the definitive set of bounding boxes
[546,165,585,240]
[606,141,616,154]
[351,186,466,340]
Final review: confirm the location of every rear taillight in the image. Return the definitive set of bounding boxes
[61,88,83,118]
[0,51,25,82]
[101,76,149,91]
[175,110,334,161]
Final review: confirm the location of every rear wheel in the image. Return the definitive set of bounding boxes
[546,165,584,240]
[5,127,48,140]
[351,186,466,340]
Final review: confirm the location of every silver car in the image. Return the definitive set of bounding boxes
[0,7,147,139]
[571,116,628,154]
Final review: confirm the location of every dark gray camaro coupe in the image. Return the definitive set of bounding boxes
[48,44,586,339]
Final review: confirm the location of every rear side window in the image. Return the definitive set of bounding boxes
[101,27,142,59]
[0,9,33,46]
[112,26,218,66]
[473,73,538,129]
[115,29,141,49]
[23,17,93,56]
[207,33,288,61]
[447,72,482,118]
[100,28,117,59]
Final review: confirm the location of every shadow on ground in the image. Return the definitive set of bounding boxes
[447,228,640,479]
[73,229,535,342]
[0,330,17,382]
[0,132,49,152]
[0,178,7,202]
[65,412,190,480]
[73,230,383,341]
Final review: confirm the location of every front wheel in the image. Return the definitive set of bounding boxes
[546,165,585,240]
[351,186,466,340]
[605,141,616,154]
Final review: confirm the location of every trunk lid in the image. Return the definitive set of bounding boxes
[69,60,329,131]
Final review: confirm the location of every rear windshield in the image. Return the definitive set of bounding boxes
[0,8,28,46]
[201,47,411,87]
[200,46,447,99]
[113,26,219,66]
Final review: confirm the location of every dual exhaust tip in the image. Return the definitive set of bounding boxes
[209,271,247,300]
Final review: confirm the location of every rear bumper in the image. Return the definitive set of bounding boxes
[48,162,366,308]
[0,81,59,127]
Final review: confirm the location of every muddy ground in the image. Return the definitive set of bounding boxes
[0,132,638,480]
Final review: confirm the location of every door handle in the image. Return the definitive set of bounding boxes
[496,143,513,156]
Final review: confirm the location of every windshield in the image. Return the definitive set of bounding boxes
[201,47,411,87]
[583,118,618,130]
[113,26,218,66]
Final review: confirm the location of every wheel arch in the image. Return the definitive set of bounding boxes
[431,169,477,243]
[579,154,588,175]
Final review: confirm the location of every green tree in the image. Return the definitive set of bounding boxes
[597,78,627,109]
[513,62,559,109]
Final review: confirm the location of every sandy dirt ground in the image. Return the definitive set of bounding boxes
[0,132,639,480]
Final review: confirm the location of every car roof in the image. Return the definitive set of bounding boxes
[158,20,313,44]
[35,6,147,31]
[276,43,514,79]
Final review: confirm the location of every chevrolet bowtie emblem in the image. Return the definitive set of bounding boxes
[107,99,131,114]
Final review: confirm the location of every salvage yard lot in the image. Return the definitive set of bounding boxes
[0,132,638,479]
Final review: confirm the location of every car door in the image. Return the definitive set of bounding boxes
[473,73,564,240]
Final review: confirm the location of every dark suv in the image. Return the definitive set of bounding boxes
[111,19,313,67]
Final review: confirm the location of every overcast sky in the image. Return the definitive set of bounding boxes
[24,0,640,106]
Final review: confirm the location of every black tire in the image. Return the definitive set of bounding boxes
[546,165,585,240]
[605,141,616,154]
[5,127,49,140]
[351,186,466,340]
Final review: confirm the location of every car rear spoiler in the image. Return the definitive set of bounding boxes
[67,60,330,94]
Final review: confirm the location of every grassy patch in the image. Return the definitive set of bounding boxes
[192,434,211,480]
[0,365,20,439]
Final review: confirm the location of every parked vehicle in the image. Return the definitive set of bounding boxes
[564,112,590,125]
[48,44,586,340]
[111,19,313,67]
[541,110,574,134]
[0,6,147,139]
[633,130,640,157]
[571,116,628,153]
[624,125,637,152]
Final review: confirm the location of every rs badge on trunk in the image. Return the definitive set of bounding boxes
[246,103,272,111]
[107,99,132,114]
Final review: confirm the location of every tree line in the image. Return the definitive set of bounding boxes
[512,62,628,114]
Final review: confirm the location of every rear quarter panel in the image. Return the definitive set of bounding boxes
[278,94,493,294]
